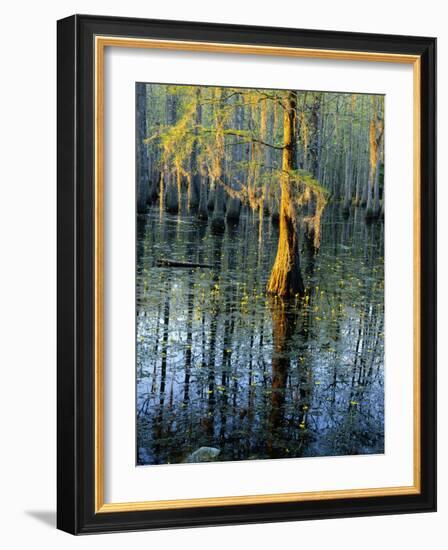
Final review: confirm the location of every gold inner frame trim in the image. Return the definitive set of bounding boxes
[94,35,421,513]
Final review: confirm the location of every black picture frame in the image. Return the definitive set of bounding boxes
[57,14,436,535]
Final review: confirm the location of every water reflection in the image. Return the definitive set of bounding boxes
[137,204,384,465]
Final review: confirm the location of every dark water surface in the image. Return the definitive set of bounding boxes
[136,204,384,465]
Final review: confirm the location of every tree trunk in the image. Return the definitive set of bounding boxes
[188,88,201,211]
[165,172,179,213]
[354,133,365,206]
[365,117,376,218]
[136,83,149,213]
[226,197,241,224]
[146,85,159,204]
[316,94,325,183]
[197,177,208,220]
[308,92,320,177]
[372,155,382,217]
[207,184,215,211]
[211,180,226,233]
[211,88,227,233]
[270,191,280,225]
[366,97,383,221]
[164,93,179,214]
[342,95,355,215]
[267,91,305,297]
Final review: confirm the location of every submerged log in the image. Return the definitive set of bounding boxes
[156,258,213,268]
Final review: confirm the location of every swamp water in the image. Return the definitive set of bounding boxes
[136,204,384,465]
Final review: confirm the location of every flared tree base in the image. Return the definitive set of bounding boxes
[267,252,305,298]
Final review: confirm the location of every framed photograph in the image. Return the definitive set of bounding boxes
[57,14,436,534]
